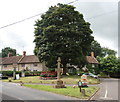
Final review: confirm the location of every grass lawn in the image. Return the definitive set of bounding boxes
[23,84,99,99]
[3,75,100,85]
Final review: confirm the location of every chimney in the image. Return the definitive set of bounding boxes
[8,52,12,57]
[23,51,26,56]
[91,52,94,57]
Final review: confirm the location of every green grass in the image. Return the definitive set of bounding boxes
[23,84,99,99]
[3,75,100,85]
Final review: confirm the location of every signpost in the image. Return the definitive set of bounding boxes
[16,74,20,80]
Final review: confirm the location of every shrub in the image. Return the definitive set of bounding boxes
[25,71,41,76]
[0,71,41,77]
[1,71,13,77]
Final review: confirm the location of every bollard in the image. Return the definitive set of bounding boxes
[81,89,85,96]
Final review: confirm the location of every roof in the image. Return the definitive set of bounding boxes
[0,55,40,65]
[0,55,98,65]
[19,55,40,64]
[86,56,99,64]
[1,56,22,65]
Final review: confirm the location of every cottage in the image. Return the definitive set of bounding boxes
[68,52,99,73]
[0,51,47,71]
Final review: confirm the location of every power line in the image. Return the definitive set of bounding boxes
[0,13,43,29]
[87,10,117,20]
[67,0,79,4]
[0,0,79,29]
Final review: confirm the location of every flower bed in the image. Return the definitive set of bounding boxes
[40,71,57,79]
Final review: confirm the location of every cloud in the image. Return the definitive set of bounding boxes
[0,0,118,55]
[75,2,118,52]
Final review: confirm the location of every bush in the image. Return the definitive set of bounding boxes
[1,71,13,77]
[25,71,41,76]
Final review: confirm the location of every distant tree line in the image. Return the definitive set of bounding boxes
[0,47,19,58]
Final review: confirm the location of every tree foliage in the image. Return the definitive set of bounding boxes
[101,47,117,57]
[97,55,120,76]
[89,40,117,58]
[0,47,17,58]
[33,3,94,74]
[89,40,102,57]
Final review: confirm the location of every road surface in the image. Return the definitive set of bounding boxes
[91,78,119,101]
[0,81,80,101]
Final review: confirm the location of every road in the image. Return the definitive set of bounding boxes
[0,81,80,101]
[91,78,119,101]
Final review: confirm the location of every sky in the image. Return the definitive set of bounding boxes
[0,0,119,57]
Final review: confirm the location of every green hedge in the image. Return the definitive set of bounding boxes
[0,71,21,77]
[25,71,41,76]
[0,71,41,77]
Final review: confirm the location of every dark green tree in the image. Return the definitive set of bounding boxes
[89,40,102,57]
[0,47,17,58]
[101,47,117,57]
[34,3,94,74]
[97,55,120,77]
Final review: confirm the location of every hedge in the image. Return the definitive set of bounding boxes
[0,71,21,77]
[0,71,41,77]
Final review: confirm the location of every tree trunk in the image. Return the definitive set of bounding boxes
[63,63,67,75]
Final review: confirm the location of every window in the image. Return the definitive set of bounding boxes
[92,64,95,68]
[21,64,25,67]
[33,63,37,67]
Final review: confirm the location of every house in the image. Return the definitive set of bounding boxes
[86,52,99,67]
[68,52,99,73]
[0,51,98,72]
[0,51,47,71]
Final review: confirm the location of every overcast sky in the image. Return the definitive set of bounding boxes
[0,0,119,57]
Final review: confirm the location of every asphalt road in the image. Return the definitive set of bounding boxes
[0,81,80,101]
[91,78,119,101]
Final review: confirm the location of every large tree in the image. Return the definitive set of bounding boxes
[34,3,94,74]
[0,47,17,58]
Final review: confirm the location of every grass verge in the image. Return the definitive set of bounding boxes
[2,76,100,85]
[23,84,99,99]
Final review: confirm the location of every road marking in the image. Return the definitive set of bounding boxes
[105,89,107,98]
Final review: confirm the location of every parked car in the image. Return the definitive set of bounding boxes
[83,73,98,79]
